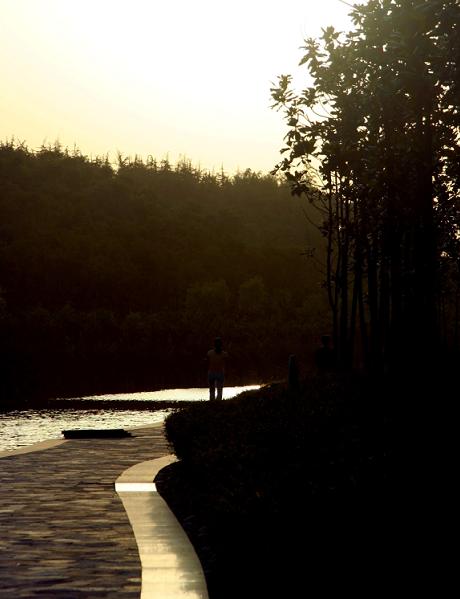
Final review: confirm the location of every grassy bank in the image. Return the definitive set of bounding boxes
[156,373,399,597]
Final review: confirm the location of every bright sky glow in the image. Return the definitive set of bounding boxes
[1,0,354,173]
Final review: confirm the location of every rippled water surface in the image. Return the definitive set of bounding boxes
[0,386,259,453]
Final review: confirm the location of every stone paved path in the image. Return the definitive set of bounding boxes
[0,425,170,598]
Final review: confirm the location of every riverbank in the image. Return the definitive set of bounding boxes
[0,398,193,413]
[0,386,260,452]
[156,373,396,598]
[1,384,261,413]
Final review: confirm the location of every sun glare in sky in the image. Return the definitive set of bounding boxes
[1,0,354,173]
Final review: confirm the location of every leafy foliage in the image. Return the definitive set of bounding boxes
[272,0,460,372]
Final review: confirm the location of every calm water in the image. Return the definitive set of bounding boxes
[0,386,259,453]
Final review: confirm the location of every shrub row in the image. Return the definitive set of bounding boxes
[158,375,392,597]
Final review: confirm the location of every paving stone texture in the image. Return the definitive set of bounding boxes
[0,426,170,598]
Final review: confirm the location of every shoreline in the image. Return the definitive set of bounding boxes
[1,383,262,413]
[0,398,196,414]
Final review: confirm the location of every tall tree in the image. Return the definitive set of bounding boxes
[272,0,460,372]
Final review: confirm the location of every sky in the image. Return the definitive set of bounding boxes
[1,0,355,174]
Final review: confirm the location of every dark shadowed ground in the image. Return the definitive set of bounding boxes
[156,372,446,598]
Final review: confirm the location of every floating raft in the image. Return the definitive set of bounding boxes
[62,429,132,439]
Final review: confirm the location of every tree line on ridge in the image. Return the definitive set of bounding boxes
[0,141,328,402]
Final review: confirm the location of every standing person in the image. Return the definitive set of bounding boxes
[207,337,228,401]
[315,335,336,372]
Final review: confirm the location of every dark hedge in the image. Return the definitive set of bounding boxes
[156,375,400,598]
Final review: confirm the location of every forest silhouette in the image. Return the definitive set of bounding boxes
[0,141,328,403]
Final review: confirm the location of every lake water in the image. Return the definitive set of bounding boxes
[0,386,259,453]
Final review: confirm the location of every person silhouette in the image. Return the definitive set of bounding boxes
[288,354,300,392]
[315,335,336,372]
[207,337,228,401]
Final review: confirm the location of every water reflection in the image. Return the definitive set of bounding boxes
[0,408,170,453]
[0,386,259,453]
[59,386,260,402]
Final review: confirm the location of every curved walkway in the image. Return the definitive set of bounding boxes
[0,425,170,597]
[116,457,208,598]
